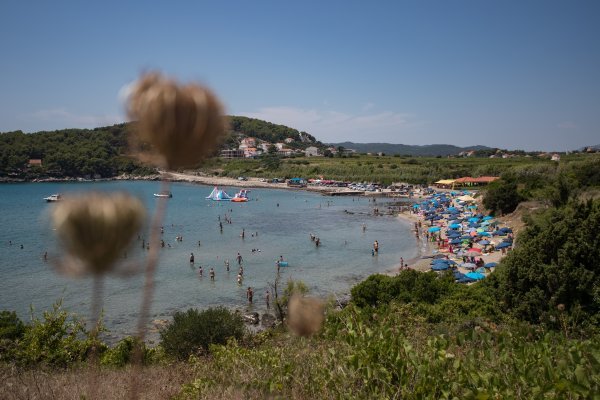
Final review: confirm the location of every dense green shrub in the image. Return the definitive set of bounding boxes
[486,200,600,330]
[0,311,25,341]
[160,307,245,360]
[350,270,456,308]
[12,302,101,367]
[100,336,159,367]
[483,178,523,214]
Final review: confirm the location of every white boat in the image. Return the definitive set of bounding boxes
[153,191,172,198]
[43,194,62,202]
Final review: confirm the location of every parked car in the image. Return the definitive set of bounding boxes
[237,176,248,181]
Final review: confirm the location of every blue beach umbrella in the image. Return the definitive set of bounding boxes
[465,272,486,280]
[479,240,490,245]
[431,264,449,271]
[428,226,441,232]
[449,223,461,229]
[495,242,511,249]
[484,262,498,268]
[479,232,492,237]
[468,217,479,223]
[450,239,462,245]
[483,216,494,221]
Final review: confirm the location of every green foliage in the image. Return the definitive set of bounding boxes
[100,336,158,367]
[487,200,600,330]
[483,178,523,214]
[12,302,101,367]
[0,124,155,179]
[228,116,318,148]
[160,307,245,360]
[350,270,455,308]
[0,311,25,341]
[180,304,600,399]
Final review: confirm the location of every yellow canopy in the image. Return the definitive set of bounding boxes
[435,179,456,185]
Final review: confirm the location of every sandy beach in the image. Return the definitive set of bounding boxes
[388,201,513,277]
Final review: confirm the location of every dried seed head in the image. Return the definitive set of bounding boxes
[51,192,146,276]
[287,295,325,337]
[127,72,227,169]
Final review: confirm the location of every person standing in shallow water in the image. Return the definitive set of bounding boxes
[190,252,195,263]
[247,287,253,303]
[209,267,215,281]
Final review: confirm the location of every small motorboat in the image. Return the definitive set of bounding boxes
[43,194,62,202]
[153,191,172,198]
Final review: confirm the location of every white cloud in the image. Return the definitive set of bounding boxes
[241,106,422,143]
[27,108,124,129]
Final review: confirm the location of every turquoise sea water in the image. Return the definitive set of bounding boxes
[0,181,416,341]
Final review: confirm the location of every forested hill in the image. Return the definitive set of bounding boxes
[0,123,152,179]
[329,142,492,156]
[227,116,320,148]
[0,116,319,179]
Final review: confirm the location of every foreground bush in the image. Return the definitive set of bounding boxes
[160,307,245,360]
[100,336,161,367]
[179,305,600,399]
[10,302,101,367]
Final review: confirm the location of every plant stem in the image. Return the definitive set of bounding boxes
[129,179,171,399]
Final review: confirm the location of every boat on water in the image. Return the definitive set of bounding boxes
[206,187,232,201]
[153,191,173,198]
[231,189,249,202]
[43,194,62,202]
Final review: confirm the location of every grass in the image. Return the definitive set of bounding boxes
[0,363,194,400]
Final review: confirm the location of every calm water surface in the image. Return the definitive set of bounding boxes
[0,181,416,341]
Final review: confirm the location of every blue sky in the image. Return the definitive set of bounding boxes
[0,1,598,151]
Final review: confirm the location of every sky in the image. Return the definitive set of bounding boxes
[0,1,598,151]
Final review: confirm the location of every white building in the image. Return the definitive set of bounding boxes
[305,146,319,157]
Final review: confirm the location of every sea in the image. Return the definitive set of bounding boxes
[0,181,417,342]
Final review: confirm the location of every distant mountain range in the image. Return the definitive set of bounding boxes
[327,142,493,156]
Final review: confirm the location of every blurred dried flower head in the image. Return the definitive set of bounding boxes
[51,192,146,276]
[127,72,227,169]
[287,294,325,337]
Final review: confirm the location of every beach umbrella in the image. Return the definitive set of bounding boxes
[450,239,462,245]
[453,271,465,279]
[431,264,449,271]
[476,228,485,233]
[479,232,492,237]
[466,247,482,253]
[449,223,461,229]
[460,262,477,270]
[483,216,494,221]
[469,231,478,237]
[468,217,479,223]
[495,242,511,249]
[465,272,486,280]
[478,240,490,245]
[484,262,498,268]
[428,226,441,232]
[465,251,482,258]
[476,267,487,273]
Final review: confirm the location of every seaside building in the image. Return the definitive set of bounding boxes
[221,149,245,159]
